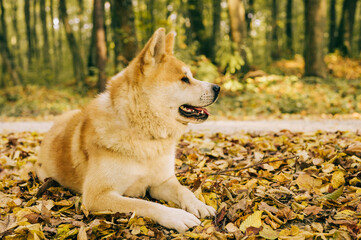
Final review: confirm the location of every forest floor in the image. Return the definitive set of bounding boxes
[1,120,361,239]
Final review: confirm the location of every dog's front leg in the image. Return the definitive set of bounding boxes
[150,176,216,218]
[82,186,201,233]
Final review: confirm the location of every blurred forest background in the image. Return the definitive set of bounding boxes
[0,0,361,119]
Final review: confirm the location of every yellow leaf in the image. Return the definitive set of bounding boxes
[289,225,299,235]
[331,171,345,189]
[295,174,322,193]
[203,192,219,210]
[311,222,323,233]
[140,226,148,235]
[334,210,355,220]
[350,177,361,186]
[239,210,263,232]
[184,232,201,238]
[197,159,206,168]
[259,224,278,240]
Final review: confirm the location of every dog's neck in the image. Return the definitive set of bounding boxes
[95,91,186,141]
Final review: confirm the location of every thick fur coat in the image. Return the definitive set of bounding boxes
[36,28,220,232]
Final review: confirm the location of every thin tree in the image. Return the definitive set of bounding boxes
[59,0,87,88]
[211,0,221,61]
[88,1,96,76]
[359,5,361,53]
[188,0,210,57]
[227,0,249,70]
[328,0,336,52]
[11,1,23,68]
[286,0,294,56]
[50,0,59,80]
[94,0,107,92]
[111,0,138,70]
[77,0,84,44]
[0,0,22,86]
[148,0,155,36]
[40,0,50,65]
[24,0,33,66]
[246,0,255,34]
[304,0,327,78]
[271,0,280,60]
[32,0,39,60]
[335,0,358,56]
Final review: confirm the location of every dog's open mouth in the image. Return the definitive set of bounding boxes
[179,104,209,120]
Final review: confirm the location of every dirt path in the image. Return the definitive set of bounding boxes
[1,120,360,134]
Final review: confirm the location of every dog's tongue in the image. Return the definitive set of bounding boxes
[194,107,209,115]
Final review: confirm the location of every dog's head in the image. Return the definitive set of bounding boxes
[111,28,220,126]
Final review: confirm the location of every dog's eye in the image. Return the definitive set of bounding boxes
[181,77,190,84]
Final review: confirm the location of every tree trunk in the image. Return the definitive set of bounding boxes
[50,0,59,80]
[0,0,22,86]
[111,0,138,70]
[227,0,248,70]
[359,6,361,53]
[211,0,221,61]
[188,0,210,57]
[328,0,336,52]
[24,0,33,66]
[94,0,107,92]
[40,0,50,65]
[59,0,86,88]
[286,0,294,56]
[246,0,255,34]
[77,0,84,44]
[304,0,327,78]
[32,0,39,60]
[228,0,247,45]
[335,0,357,56]
[271,0,280,60]
[88,3,96,76]
[11,2,23,69]
[148,0,155,37]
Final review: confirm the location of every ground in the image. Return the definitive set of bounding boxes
[0,121,361,239]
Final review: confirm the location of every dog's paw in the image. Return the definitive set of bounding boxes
[180,197,216,219]
[158,207,201,233]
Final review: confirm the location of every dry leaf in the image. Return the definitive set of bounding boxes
[239,211,263,232]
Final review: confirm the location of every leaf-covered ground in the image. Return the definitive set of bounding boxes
[1,130,361,239]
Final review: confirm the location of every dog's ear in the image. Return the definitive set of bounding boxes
[165,31,176,55]
[141,28,166,65]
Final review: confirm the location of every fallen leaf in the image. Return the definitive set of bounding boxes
[239,210,263,232]
[259,224,279,240]
[331,171,345,189]
[303,206,323,216]
[296,174,322,193]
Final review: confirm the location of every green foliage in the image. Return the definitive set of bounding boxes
[215,40,244,74]
[191,57,219,83]
[0,86,91,118]
[210,75,361,118]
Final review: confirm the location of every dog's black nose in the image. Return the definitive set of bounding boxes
[212,84,220,93]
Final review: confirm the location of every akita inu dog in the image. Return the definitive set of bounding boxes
[36,28,220,232]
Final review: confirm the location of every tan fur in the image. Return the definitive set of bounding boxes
[36,28,219,232]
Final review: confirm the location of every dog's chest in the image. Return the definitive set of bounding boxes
[106,152,175,198]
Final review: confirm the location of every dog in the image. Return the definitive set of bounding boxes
[36,28,220,233]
